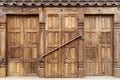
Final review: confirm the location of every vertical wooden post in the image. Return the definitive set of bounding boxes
[113,14,120,77]
[77,14,85,77]
[0,23,6,77]
[38,8,45,78]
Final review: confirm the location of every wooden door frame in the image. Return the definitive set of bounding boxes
[84,14,114,76]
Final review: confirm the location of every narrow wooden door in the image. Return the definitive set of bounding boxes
[84,15,113,76]
[7,16,24,76]
[24,16,39,76]
[7,15,39,76]
[45,14,62,77]
[45,14,78,77]
[62,14,78,77]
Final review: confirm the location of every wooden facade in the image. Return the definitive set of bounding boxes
[0,0,120,78]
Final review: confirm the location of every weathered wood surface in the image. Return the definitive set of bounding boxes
[44,13,79,77]
[0,23,6,77]
[84,15,113,76]
[0,7,119,78]
[7,15,39,76]
[114,14,120,77]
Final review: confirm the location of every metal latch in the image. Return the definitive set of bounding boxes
[80,36,84,40]
[0,56,3,64]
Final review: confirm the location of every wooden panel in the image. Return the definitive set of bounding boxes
[84,16,99,76]
[78,22,84,78]
[62,15,78,77]
[45,14,61,77]
[8,62,24,76]
[114,23,120,77]
[45,14,79,77]
[7,16,24,76]
[0,23,6,77]
[7,15,39,76]
[100,16,113,76]
[84,15,113,76]
[24,16,39,76]
[0,67,6,77]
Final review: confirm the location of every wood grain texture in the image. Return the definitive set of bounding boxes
[62,14,78,77]
[45,13,78,78]
[7,15,39,76]
[84,15,113,76]
[45,14,61,77]
[0,7,118,78]
[0,23,6,77]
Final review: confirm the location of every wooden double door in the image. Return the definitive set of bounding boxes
[84,15,113,76]
[7,15,39,76]
[45,14,78,77]
[45,14,113,77]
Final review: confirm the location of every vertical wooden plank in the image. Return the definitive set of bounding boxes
[38,22,45,77]
[38,8,45,78]
[0,23,6,77]
[100,16,112,76]
[24,16,39,76]
[62,14,78,77]
[113,14,120,77]
[45,14,61,78]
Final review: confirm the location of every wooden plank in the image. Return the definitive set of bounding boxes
[77,17,84,78]
[45,14,61,77]
[0,23,6,77]
[61,14,78,78]
[24,16,39,76]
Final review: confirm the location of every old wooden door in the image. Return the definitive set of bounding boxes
[45,14,62,77]
[62,14,78,77]
[7,15,39,76]
[84,15,113,76]
[45,14,78,77]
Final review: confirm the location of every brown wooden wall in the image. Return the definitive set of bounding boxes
[0,7,120,78]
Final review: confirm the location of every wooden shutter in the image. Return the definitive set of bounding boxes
[45,14,61,77]
[62,14,78,77]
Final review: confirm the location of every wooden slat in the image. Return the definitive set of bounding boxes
[0,23,6,77]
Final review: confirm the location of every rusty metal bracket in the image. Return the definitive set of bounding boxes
[0,56,3,64]
[40,35,83,62]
